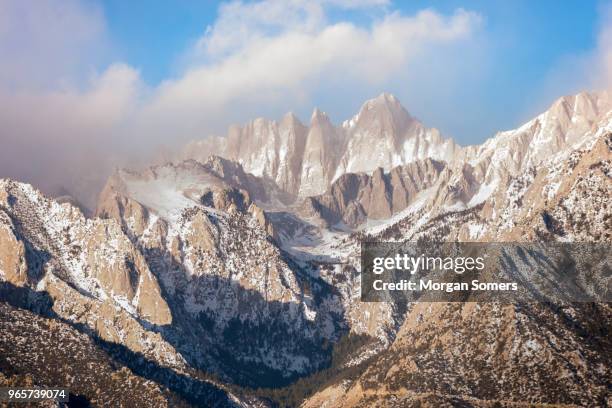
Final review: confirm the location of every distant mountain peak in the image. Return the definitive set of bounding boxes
[361,92,404,110]
[310,107,330,122]
[356,92,414,129]
[281,111,301,124]
[182,90,611,200]
[372,91,399,104]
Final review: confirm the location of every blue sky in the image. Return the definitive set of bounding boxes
[93,0,608,142]
[103,1,598,87]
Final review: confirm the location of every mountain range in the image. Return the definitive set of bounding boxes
[0,90,611,407]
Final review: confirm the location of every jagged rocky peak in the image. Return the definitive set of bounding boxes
[180,93,460,200]
[297,108,344,198]
[202,112,309,198]
[531,90,610,139]
[310,107,327,122]
[302,158,447,227]
[349,92,413,132]
[96,169,152,237]
[201,155,246,180]
[467,90,612,185]
[306,90,612,233]
[333,93,458,181]
[97,158,275,222]
[308,107,340,147]
[0,178,172,328]
[96,157,295,252]
[550,90,610,120]
[281,110,301,125]
[178,90,612,207]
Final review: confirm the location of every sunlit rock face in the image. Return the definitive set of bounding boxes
[1,91,611,405]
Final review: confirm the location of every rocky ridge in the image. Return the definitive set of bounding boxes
[183,93,459,200]
[0,90,611,407]
[300,102,612,408]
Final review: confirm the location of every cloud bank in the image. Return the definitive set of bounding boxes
[0,0,484,208]
[1,0,610,209]
[138,2,482,139]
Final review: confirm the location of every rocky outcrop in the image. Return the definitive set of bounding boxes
[248,202,277,240]
[464,91,612,185]
[298,109,345,198]
[302,158,445,227]
[183,93,457,199]
[0,179,172,328]
[91,160,348,385]
[184,113,308,197]
[303,302,612,408]
[182,91,611,208]
[96,172,151,237]
[0,212,28,286]
[334,93,457,178]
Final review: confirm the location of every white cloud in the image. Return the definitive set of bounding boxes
[0,0,482,207]
[196,0,391,58]
[1,64,141,142]
[592,5,612,89]
[138,4,482,139]
[0,0,108,90]
[0,63,142,207]
[561,5,612,91]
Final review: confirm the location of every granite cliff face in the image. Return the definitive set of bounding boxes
[183,93,458,200]
[301,158,446,227]
[301,120,612,408]
[295,91,612,233]
[1,90,611,407]
[184,112,309,198]
[0,179,172,326]
[94,158,352,387]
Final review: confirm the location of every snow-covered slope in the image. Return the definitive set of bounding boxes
[300,95,612,408]
[95,160,357,386]
[1,90,611,407]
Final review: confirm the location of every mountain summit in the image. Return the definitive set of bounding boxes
[183,91,611,205]
[1,90,611,407]
[182,93,458,199]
